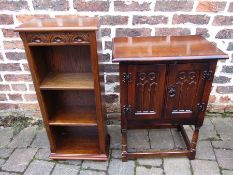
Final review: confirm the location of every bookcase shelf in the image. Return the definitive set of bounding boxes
[48,106,97,126]
[16,17,109,160]
[40,73,94,90]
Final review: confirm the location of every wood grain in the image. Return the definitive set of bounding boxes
[48,106,97,126]
[113,35,228,62]
[14,17,98,32]
[40,73,94,90]
[116,35,228,161]
[16,17,109,161]
[54,126,100,154]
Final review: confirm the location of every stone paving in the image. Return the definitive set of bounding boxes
[0,117,233,175]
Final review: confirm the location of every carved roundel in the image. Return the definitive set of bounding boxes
[29,34,49,43]
[27,32,90,44]
[148,72,156,80]
[176,71,197,85]
[137,72,157,83]
[71,33,89,43]
[50,35,67,43]
[138,73,147,81]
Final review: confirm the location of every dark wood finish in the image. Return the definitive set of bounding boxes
[40,73,94,90]
[113,35,228,161]
[48,106,97,126]
[128,64,166,119]
[113,35,228,62]
[50,126,110,160]
[15,17,109,160]
[14,17,98,32]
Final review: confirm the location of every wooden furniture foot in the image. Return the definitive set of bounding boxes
[188,126,199,160]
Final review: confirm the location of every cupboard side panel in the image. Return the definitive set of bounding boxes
[119,63,128,130]
[19,32,56,151]
[197,61,217,126]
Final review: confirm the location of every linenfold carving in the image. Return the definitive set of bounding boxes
[135,72,158,113]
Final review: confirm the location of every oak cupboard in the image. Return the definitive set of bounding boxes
[15,17,110,160]
[112,35,228,161]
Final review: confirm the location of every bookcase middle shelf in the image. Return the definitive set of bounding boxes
[40,72,94,90]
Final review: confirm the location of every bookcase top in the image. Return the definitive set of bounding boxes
[15,16,98,32]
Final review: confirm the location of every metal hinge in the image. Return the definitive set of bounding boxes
[123,105,132,115]
[122,73,131,83]
[202,70,212,80]
[197,102,206,112]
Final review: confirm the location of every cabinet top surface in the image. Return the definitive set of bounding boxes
[113,35,228,62]
[14,17,98,32]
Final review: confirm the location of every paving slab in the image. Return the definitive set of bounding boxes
[0,159,5,167]
[35,148,50,160]
[211,118,233,140]
[107,125,121,149]
[0,148,14,158]
[164,157,191,175]
[183,125,193,141]
[196,141,215,160]
[215,149,233,169]
[0,128,13,148]
[108,159,135,175]
[171,128,186,149]
[127,129,150,151]
[51,164,80,175]
[222,170,233,175]
[191,160,221,175]
[24,160,55,175]
[1,148,37,172]
[8,127,37,148]
[79,170,106,175]
[136,166,163,175]
[0,172,19,175]
[136,158,162,167]
[212,140,233,150]
[111,149,121,159]
[199,118,220,140]
[31,129,50,148]
[149,129,175,150]
[82,160,108,171]
[57,160,82,166]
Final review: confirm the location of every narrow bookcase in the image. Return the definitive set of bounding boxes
[15,17,110,160]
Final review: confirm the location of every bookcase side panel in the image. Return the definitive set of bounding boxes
[90,31,108,154]
[19,32,56,152]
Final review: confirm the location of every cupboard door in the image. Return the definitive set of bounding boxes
[165,63,210,120]
[127,65,166,119]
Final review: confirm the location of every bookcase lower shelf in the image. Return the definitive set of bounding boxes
[49,135,110,160]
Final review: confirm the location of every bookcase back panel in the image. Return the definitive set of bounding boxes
[30,45,92,82]
[42,90,96,108]
[47,45,91,73]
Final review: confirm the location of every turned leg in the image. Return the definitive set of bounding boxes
[188,126,200,160]
[121,129,128,162]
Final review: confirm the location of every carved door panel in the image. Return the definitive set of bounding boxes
[165,63,211,120]
[127,65,166,119]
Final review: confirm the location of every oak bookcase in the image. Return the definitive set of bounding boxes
[15,17,109,160]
